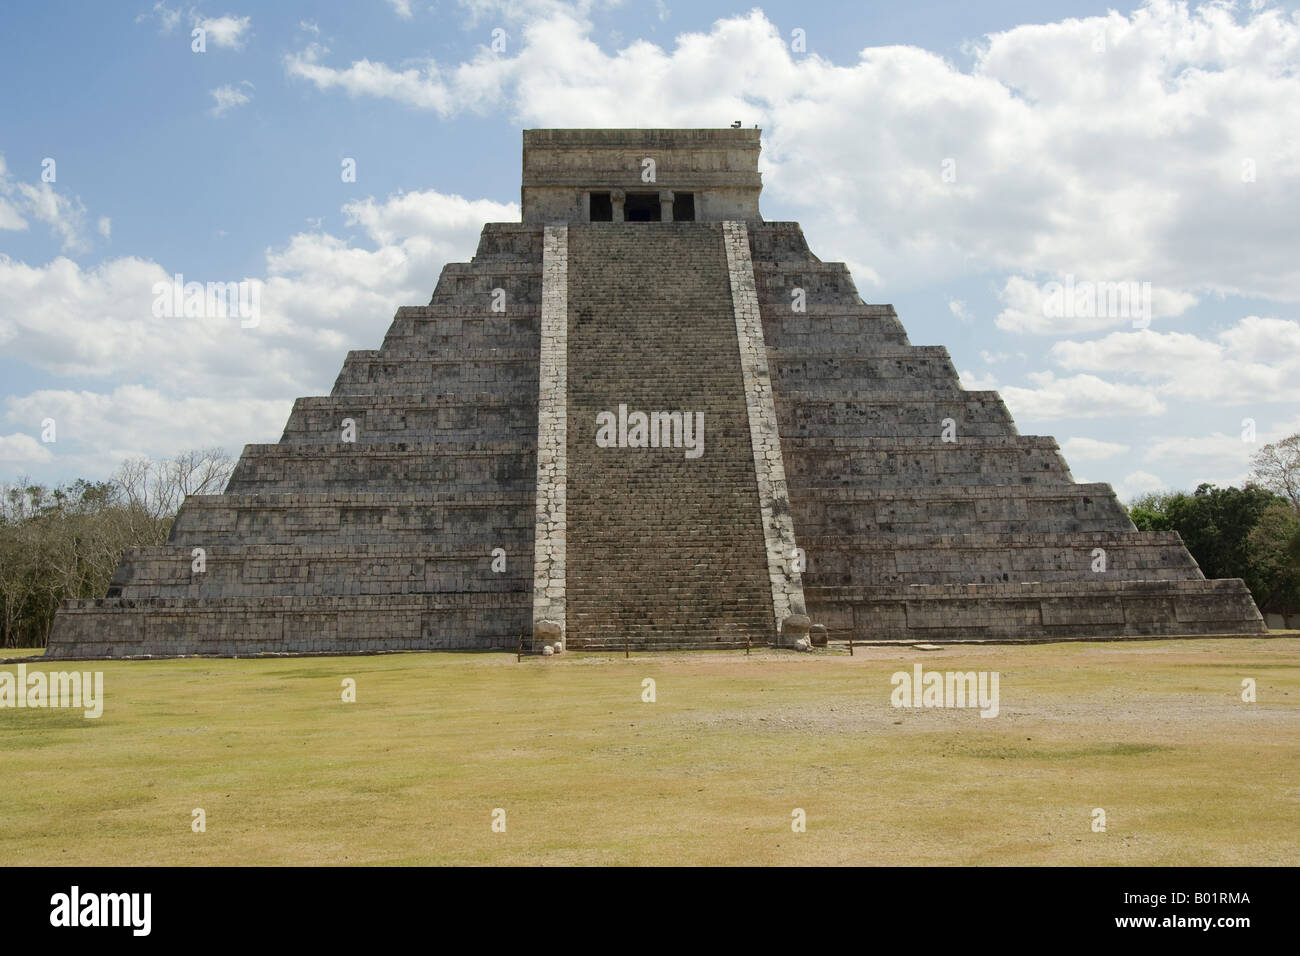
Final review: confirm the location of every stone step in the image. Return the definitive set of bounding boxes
[752,261,863,306]
[46,593,531,659]
[108,544,529,599]
[169,492,533,547]
[781,435,1072,488]
[225,441,536,493]
[803,577,1266,642]
[382,312,539,351]
[797,530,1204,585]
[564,221,777,646]
[429,262,541,306]
[768,347,962,392]
[759,308,911,348]
[745,221,819,262]
[281,394,537,443]
[791,482,1135,536]
[331,349,537,396]
[775,389,1017,437]
[470,223,546,262]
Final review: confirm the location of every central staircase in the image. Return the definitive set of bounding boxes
[564,223,774,648]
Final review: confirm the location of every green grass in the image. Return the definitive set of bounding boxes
[1,638,1297,865]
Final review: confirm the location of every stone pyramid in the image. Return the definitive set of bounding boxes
[46,128,1266,658]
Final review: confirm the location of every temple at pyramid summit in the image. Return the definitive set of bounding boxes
[46,128,1266,658]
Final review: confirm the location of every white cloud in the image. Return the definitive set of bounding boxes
[977,348,1019,364]
[0,156,98,253]
[999,371,1166,420]
[0,158,26,231]
[1116,470,1168,501]
[97,217,112,239]
[948,298,972,323]
[196,14,251,50]
[1060,436,1129,461]
[1147,432,1239,462]
[0,433,54,464]
[994,274,1198,335]
[137,1,182,33]
[281,1,1300,302]
[210,82,253,117]
[1143,430,1256,483]
[9,183,91,254]
[387,0,413,18]
[958,369,998,390]
[0,199,26,231]
[3,388,287,478]
[1049,318,1300,403]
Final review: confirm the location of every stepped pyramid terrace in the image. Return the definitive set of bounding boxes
[46,128,1266,658]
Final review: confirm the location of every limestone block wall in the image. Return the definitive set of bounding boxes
[749,220,1266,640]
[46,223,549,658]
[521,128,763,223]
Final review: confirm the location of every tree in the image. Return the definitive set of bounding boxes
[1125,483,1284,607]
[1127,491,1176,532]
[1246,502,1300,620]
[1251,434,1300,510]
[0,448,233,648]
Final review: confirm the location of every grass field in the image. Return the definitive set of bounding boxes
[2,637,1297,866]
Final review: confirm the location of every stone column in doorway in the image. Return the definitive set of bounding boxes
[659,190,675,222]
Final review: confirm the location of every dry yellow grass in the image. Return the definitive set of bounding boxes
[1,636,1297,865]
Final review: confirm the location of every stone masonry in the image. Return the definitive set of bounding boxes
[531,225,568,646]
[563,223,775,649]
[45,128,1266,658]
[723,220,807,638]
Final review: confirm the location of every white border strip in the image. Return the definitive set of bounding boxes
[723,220,806,636]
[532,225,568,638]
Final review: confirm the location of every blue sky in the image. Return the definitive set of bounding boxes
[1,0,1298,500]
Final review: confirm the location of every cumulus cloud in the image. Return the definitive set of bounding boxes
[3,388,287,477]
[283,1,1300,302]
[1048,318,1300,403]
[1116,470,1168,501]
[1140,422,1300,488]
[139,6,251,49]
[196,14,251,50]
[994,274,1198,335]
[999,370,1166,420]
[0,432,54,464]
[957,369,998,390]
